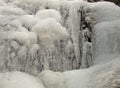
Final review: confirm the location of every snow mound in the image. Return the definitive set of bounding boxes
[12,0,42,14]
[37,70,65,88]
[9,31,37,47]
[0,6,25,16]
[37,0,60,11]
[12,0,60,14]
[36,9,61,22]
[89,58,120,88]
[32,18,69,45]
[19,15,39,30]
[0,71,45,88]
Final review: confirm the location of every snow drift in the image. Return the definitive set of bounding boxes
[0,71,45,88]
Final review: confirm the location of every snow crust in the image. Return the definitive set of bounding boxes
[0,71,45,88]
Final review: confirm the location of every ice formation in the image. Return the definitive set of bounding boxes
[90,1,120,64]
[32,18,69,45]
[18,15,39,30]
[0,0,120,88]
[35,9,61,22]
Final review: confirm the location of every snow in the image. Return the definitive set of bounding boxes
[0,0,6,6]
[10,20,21,28]
[0,71,45,88]
[81,41,92,68]
[12,0,60,14]
[38,70,65,88]
[0,6,25,16]
[0,0,120,88]
[32,18,69,45]
[89,58,120,88]
[9,31,37,47]
[64,69,92,88]
[10,40,20,52]
[35,9,61,22]
[12,0,42,14]
[36,59,120,88]
[18,15,39,30]
[0,58,120,88]
[37,0,60,11]
[65,41,74,56]
[90,1,120,23]
[28,44,40,58]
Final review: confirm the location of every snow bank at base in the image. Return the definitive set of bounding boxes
[0,71,45,88]
[38,70,65,88]
[36,58,120,88]
[64,69,92,88]
[0,58,120,88]
[64,58,120,88]
[89,58,120,88]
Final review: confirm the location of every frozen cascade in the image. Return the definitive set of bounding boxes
[0,0,120,88]
[0,0,94,75]
[90,2,120,64]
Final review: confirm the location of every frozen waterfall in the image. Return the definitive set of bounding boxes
[0,0,94,75]
[0,0,120,88]
[91,2,120,64]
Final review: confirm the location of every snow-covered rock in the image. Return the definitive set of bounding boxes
[38,70,65,88]
[0,71,45,88]
[35,9,61,22]
[9,31,37,47]
[32,18,69,45]
[19,15,39,30]
[0,6,25,16]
